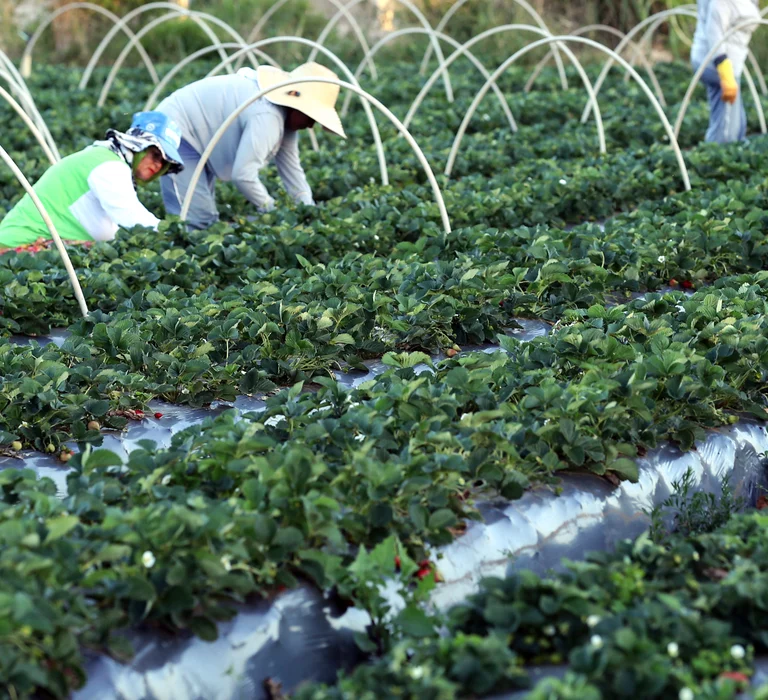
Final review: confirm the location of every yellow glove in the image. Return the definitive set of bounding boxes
[717,58,738,104]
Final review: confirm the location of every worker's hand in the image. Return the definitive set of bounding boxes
[717,58,739,104]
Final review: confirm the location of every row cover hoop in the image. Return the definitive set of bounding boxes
[674,18,768,139]
[201,36,390,186]
[143,43,280,111]
[308,0,453,102]
[341,27,518,134]
[420,0,569,91]
[0,144,88,316]
[631,5,766,96]
[96,9,263,107]
[524,24,665,106]
[178,76,450,234]
[446,35,691,193]
[20,2,158,85]
[581,7,766,125]
[243,0,374,78]
[80,2,251,91]
[402,25,597,133]
[631,6,767,99]
[0,49,59,160]
[0,85,58,165]
[445,35,606,175]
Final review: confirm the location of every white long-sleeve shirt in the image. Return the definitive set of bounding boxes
[691,0,761,74]
[76,160,160,240]
[157,71,314,212]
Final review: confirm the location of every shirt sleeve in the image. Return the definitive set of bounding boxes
[231,111,283,212]
[274,129,314,206]
[87,161,160,239]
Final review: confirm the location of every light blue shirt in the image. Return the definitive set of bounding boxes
[157,69,314,211]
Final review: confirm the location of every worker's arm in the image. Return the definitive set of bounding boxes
[274,129,314,206]
[231,111,284,212]
[88,160,159,239]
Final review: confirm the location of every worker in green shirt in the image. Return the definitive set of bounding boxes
[0,111,184,252]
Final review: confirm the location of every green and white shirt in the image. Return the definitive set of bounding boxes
[0,145,159,248]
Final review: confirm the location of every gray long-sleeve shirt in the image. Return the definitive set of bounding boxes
[156,69,314,211]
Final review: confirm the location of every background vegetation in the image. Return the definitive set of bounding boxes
[1,0,768,71]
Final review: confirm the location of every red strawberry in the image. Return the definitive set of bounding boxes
[682,280,694,289]
[154,412,163,419]
[669,279,678,287]
[416,567,432,580]
[394,556,401,571]
[719,672,749,684]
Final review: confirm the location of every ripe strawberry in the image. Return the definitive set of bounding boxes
[682,280,693,289]
[154,412,163,419]
[719,672,749,684]
[668,279,678,287]
[394,556,401,571]
[416,567,432,580]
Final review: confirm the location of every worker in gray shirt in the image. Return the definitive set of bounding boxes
[157,62,345,229]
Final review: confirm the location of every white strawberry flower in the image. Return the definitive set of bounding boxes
[587,615,601,628]
[142,551,156,568]
[590,635,603,649]
[730,644,746,659]
[667,642,679,657]
[679,689,694,700]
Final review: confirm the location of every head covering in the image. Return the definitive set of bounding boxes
[254,62,346,139]
[106,111,184,174]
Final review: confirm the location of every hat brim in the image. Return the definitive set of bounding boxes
[256,66,346,139]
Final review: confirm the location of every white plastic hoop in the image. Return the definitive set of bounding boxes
[420,0,568,91]
[0,86,58,165]
[525,24,665,107]
[178,77,450,234]
[447,35,691,195]
[96,11,256,108]
[445,36,606,176]
[637,7,767,97]
[341,28,517,134]
[203,37,388,186]
[20,2,157,83]
[243,0,374,76]
[0,144,88,317]
[309,0,453,102]
[80,3,251,90]
[578,8,765,125]
[403,25,594,133]
[143,43,280,111]
[0,69,60,161]
[674,19,768,140]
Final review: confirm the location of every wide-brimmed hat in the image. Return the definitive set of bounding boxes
[255,62,346,139]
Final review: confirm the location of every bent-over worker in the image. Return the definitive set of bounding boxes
[156,61,345,230]
[691,0,760,143]
[0,111,184,251]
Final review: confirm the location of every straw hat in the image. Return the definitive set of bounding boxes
[255,62,346,139]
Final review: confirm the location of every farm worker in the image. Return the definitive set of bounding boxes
[156,61,345,230]
[691,0,761,143]
[0,111,184,251]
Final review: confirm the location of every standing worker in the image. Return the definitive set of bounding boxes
[156,62,346,230]
[691,0,761,143]
[0,111,184,252]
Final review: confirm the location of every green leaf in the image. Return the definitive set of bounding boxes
[188,616,219,641]
[45,515,79,542]
[395,605,436,638]
[428,508,457,531]
[607,458,639,482]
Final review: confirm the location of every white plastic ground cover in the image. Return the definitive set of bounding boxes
[5,320,768,699]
